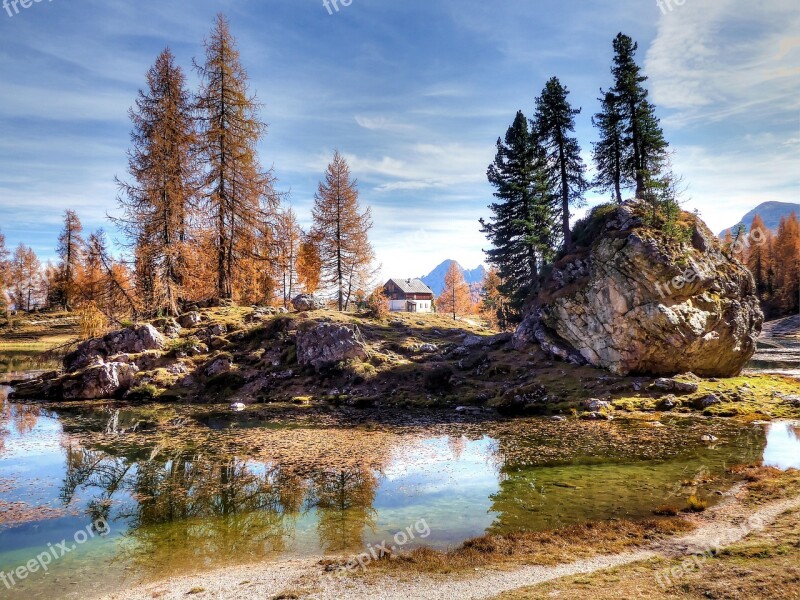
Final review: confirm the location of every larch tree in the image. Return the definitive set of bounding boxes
[532,77,588,248]
[591,91,627,203]
[10,244,42,311]
[0,231,10,313]
[310,151,374,311]
[479,267,511,331]
[195,14,277,301]
[481,111,557,316]
[275,207,302,307]
[117,48,198,316]
[438,261,472,321]
[55,209,84,310]
[297,236,322,294]
[773,213,800,315]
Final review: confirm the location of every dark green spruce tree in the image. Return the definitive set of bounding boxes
[591,90,627,203]
[609,33,670,200]
[532,77,588,248]
[480,111,557,315]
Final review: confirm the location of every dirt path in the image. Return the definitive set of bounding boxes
[98,486,800,600]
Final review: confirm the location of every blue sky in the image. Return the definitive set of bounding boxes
[0,0,797,279]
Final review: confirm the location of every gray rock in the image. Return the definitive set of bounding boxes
[229,402,246,412]
[206,357,232,377]
[62,362,139,400]
[291,294,325,311]
[701,434,719,442]
[463,335,484,348]
[654,378,699,394]
[656,394,678,410]
[178,312,202,327]
[417,343,438,353]
[512,200,762,377]
[583,398,611,411]
[296,323,368,370]
[65,324,165,371]
[698,393,722,407]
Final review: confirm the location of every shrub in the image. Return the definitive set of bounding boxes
[686,495,708,512]
[78,301,107,340]
[365,286,389,319]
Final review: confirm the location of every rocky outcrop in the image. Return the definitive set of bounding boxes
[62,362,139,400]
[514,201,763,377]
[65,324,165,371]
[291,294,325,312]
[296,322,368,370]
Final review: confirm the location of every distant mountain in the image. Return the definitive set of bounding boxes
[719,201,800,237]
[421,260,487,297]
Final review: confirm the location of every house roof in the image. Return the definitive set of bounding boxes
[385,278,435,295]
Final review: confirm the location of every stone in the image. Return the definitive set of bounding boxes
[550,415,567,422]
[701,435,719,442]
[178,312,202,327]
[62,362,139,400]
[229,402,246,412]
[295,323,368,370]
[653,378,699,394]
[291,294,325,312]
[417,343,438,353]
[206,357,232,377]
[656,395,678,411]
[697,394,722,408]
[463,335,484,347]
[513,200,762,377]
[583,398,611,411]
[65,324,165,371]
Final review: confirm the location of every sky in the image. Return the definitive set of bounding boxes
[0,0,798,280]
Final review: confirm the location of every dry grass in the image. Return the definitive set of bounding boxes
[368,518,694,576]
[494,507,800,600]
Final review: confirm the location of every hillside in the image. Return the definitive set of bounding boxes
[421,259,486,296]
[719,201,800,237]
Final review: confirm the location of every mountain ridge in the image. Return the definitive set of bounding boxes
[420,259,486,296]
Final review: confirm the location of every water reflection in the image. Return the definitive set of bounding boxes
[0,397,796,600]
[761,422,800,470]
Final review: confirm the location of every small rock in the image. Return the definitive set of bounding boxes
[701,434,719,442]
[550,415,567,422]
[656,395,678,411]
[206,357,232,377]
[653,378,699,394]
[229,402,246,412]
[178,312,202,327]
[583,398,611,411]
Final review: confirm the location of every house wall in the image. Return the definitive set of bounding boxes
[388,299,433,313]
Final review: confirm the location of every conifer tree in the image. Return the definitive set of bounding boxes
[773,213,800,314]
[310,151,374,311]
[591,91,627,203]
[275,208,302,307]
[117,48,198,315]
[297,236,322,294]
[55,209,84,310]
[746,215,770,297]
[532,77,588,247]
[195,14,277,300]
[609,33,670,199]
[0,231,10,313]
[10,244,42,311]
[438,261,472,320]
[481,111,556,315]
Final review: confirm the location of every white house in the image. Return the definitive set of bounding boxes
[383,278,435,313]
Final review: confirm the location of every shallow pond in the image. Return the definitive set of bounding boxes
[1,387,799,600]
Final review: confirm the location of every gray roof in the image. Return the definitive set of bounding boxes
[386,278,435,295]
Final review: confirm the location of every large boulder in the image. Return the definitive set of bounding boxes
[291,294,325,312]
[65,324,165,371]
[296,322,368,370]
[514,201,763,377]
[62,362,139,400]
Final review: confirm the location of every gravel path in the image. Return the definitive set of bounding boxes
[98,488,800,600]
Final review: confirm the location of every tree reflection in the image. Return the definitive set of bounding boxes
[59,442,382,573]
[308,467,378,552]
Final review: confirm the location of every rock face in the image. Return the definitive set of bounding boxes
[65,324,165,371]
[296,322,368,370]
[514,201,763,377]
[291,294,325,312]
[62,362,139,400]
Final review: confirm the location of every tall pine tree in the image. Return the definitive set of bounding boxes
[55,209,84,310]
[480,111,556,315]
[609,33,669,200]
[591,91,627,203]
[532,77,588,248]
